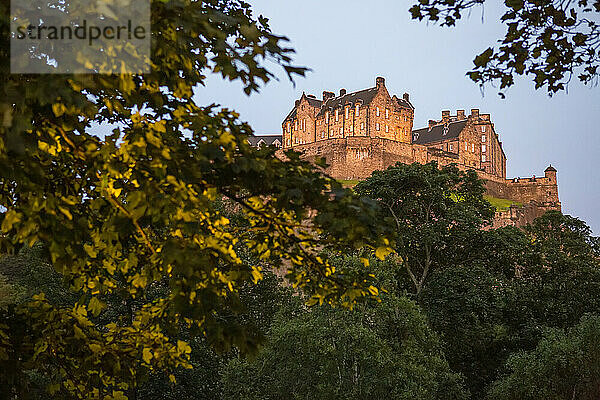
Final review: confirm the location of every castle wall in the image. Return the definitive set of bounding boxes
[276,138,561,228]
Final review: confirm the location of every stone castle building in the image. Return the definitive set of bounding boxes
[261,77,561,228]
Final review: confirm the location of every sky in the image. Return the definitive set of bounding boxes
[193,0,600,234]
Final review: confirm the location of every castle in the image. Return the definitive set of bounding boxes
[257,77,561,228]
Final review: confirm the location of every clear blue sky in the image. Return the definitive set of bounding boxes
[193,0,600,234]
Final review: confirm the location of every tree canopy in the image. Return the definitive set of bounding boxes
[410,0,600,94]
[0,0,391,397]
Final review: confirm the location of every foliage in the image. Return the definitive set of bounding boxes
[418,213,600,398]
[0,0,392,397]
[355,162,494,296]
[483,195,522,212]
[409,0,600,94]
[222,291,467,400]
[487,314,600,400]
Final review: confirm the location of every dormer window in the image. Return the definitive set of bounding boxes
[376,107,380,117]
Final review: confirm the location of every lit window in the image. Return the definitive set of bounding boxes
[335,109,339,122]
[376,123,380,131]
[482,154,487,162]
[355,104,360,115]
[482,134,486,142]
[385,109,389,119]
[482,144,487,153]
[376,107,380,117]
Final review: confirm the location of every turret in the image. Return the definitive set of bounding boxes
[545,165,557,184]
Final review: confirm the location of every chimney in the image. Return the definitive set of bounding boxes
[376,76,385,88]
[295,100,300,107]
[339,88,347,96]
[481,113,490,121]
[403,93,410,101]
[442,110,450,123]
[428,119,437,129]
[471,108,479,118]
[322,91,334,101]
[457,110,466,119]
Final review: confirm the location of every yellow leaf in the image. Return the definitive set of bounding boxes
[177,340,191,354]
[84,244,98,258]
[168,374,176,384]
[367,285,379,296]
[58,206,73,220]
[375,246,393,260]
[52,103,66,117]
[1,210,21,232]
[89,343,102,354]
[360,257,370,267]
[142,348,153,364]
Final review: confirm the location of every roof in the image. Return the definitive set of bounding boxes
[545,165,557,172]
[247,135,282,147]
[412,120,467,145]
[317,87,379,116]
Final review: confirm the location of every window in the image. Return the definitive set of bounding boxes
[482,125,486,132]
[321,132,325,138]
[345,107,349,119]
[472,143,475,152]
[482,134,486,142]
[303,119,306,131]
[361,122,365,130]
[449,143,453,151]
[286,122,290,133]
[385,108,389,119]
[465,142,468,151]
[294,120,297,131]
[326,112,329,123]
[385,125,389,133]
[376,107,380,117]
[339,127,343,135]
[482,144,487,153]
[376,123,380,131]
[355,104,360,115]
[482,154,486,162]
[350,124,354,133]
[335,109,339,122]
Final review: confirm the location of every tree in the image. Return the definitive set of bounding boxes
[222,291,467,400]
[487,314,600,400]
[0,0,391,397]
[355,162,494,296]
[409,0,600,94]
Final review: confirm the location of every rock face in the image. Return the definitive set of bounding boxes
[270,77,561,228]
